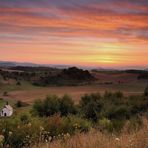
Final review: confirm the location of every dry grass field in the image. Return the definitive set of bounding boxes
[39,118,148,148]
[4,82,146,103]
[0,72,148,103]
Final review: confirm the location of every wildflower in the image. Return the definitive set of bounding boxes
[0,135,4,142]
[27,123,31,127]
[66,133,70,138]
[115,138,120,142]
[40,126,44,131]
[8,131,13,136]
[26,135,30,138]
[5,144,10,148]
[48,136,52,142]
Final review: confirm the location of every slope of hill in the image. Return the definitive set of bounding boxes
[33,67,95,86]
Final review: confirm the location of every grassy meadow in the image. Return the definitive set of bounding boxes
[0,67,148,147]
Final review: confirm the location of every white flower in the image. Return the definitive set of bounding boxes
[115,138,120,141]
[0,135,4,143]
[40,126,44,131]
[9,131,13,136]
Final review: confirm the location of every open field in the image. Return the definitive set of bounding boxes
[0,70,148,104]
[2,82,147,104]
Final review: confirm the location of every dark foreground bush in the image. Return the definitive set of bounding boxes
[144,85,148,96]
[32,95,60,117]
[32,95,76,117]
[79,93,102,122]
[59,95,77,116]
[15,101,29,108]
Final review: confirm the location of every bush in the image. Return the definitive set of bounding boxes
[3,91,8,96]
[107,105,130,120]
[32,95,77,117]
[20,113,31,124]
[111,119,125,132]
[128,95,148,114]
[16,101,22,108]
[59,95,77,116]
[43,95,60,117]
[16,81,21,86]
[98,118,113,132]
[144,85,148,96]
[44,114,91,138]
[32,95,60,117]
[64,115,92,133]
[79,93,102,122]
[103,91,124,105]
[15,101,29,108]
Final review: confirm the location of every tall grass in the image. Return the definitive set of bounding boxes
[39,118,148,148]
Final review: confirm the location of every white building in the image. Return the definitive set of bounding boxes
[0,103,13,117]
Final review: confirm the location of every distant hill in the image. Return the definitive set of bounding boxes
[0,66,95,86]
[0,61,75,70]
[0,61,16,67]
[0,61,40,67]
[33,67,95,86]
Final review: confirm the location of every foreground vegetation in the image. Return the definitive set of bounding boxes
[40,118,148,148]
[0,91,147,147]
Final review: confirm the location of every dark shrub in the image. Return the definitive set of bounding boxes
[128,95,148,115]
[59,95,77,116]
[114,91,124,98]
[98,118,113,132]
[16,101,22,108]
[32,95,77,117]
[144,85,148,96]
[79,93,102,122]
[15,101,28,108]
[20,114,31,124]
[32,99,44,117]
[16,81,21,86]
[107,105,129,120]
[3,91,8,96]
[104,91,124,105]
[112,119,125,132]
[33,95,60,117]
[43,95,60,117]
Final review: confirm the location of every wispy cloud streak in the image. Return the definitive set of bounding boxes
[0,0,147,67]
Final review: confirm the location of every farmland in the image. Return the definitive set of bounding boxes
[0,67,148,104]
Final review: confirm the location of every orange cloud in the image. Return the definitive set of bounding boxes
[0,4,147,68]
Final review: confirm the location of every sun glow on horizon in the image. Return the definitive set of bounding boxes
[0,0,147,68]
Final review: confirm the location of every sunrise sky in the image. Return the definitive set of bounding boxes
[0,0,148,68]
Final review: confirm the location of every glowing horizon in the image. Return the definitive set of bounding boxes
[0,0,148,68]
